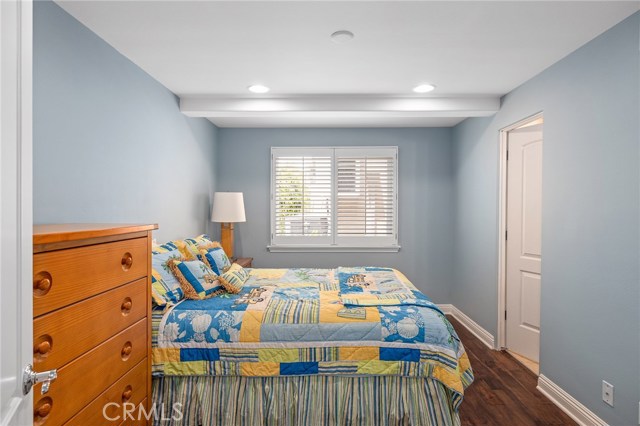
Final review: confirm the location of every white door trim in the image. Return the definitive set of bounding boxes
[496,111,543,350]
[0,1,33,425]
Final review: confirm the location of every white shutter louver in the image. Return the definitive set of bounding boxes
[271,147,397,249]
[272,148,333,244]
[335,148,397,246]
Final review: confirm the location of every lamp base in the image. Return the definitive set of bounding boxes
[220,223,234,259]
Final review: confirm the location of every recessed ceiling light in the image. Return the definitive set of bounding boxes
[331,30,354,44]
[248,84,270,94]
[413,84,436,93]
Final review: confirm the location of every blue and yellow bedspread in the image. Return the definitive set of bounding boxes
[152,267,473,401]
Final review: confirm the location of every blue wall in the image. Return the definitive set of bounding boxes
[451,13,639,425]
[216,128,454,302]
[33,1,218,241]
[33,2,639,422]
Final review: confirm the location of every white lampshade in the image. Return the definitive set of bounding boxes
[211,192,246,223]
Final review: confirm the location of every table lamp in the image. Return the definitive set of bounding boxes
[211,192,246,259]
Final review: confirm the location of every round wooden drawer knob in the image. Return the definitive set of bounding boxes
[36,402,51,417]
[121,253,133,270]
[122,387,133,402]
[121,298,132,313]
[121,342,132,359]
[37,278,51,291]
[36,340,51,355]
[34,335,53,359]
[33,272,53,296]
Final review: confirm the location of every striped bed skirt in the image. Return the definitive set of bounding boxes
[152,375,461,426]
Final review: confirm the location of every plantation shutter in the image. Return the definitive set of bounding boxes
[271,148,333,245]
[335,147,397,246]
[270,146,398,249]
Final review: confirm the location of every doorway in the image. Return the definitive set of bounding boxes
[497,113,543,374]
[0,1,34,425]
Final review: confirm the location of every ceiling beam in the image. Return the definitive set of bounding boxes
[179,96,500,120]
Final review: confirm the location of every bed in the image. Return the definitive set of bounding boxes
[151,266,473,425]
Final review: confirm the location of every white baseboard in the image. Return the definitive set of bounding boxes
[437,304,495,349]
[437,303,454,315]
[437,304,607,426]
[537,375,607,426]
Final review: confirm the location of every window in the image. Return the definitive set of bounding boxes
[270,147,398,251]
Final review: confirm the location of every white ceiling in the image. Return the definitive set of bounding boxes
[57,1,639,127]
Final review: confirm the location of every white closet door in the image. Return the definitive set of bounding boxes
[506,124,543,362]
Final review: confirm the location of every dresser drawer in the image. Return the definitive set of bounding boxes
[34,278,148,371]
[64,359,147,426]
[33,238,148,316]
[34,319,147,426]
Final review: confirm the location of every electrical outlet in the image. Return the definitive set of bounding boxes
[602,381,614,407]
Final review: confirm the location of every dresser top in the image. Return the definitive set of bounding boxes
[34,223,158,245]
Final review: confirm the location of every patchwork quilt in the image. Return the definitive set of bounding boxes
[152,267,473,403]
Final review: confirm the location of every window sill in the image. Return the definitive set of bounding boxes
[267,245,401,253]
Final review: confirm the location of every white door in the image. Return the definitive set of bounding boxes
[505,122,542,363]
[0,1,34,425]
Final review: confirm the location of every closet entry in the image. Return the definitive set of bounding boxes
[504,116,543,368]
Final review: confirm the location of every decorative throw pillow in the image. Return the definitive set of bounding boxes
[167,239,198,261]
[151,271,182,307]
[151,249,185,306]
[218,263,249,294]
[198,246,231,275]
[184,234,221,259]
[155,235,221,260]
[168,259,225,300]
[152,241,178,255]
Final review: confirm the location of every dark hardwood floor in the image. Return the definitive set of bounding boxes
[448,316,577,426]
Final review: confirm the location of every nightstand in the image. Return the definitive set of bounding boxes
[233,257,253,268]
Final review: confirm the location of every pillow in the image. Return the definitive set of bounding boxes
[218,263,249,294]
[151,271,182,307]
[154,235,221,260]
[184,234,222,258]
[189,234,217,248]
[151,249,185,306]
[168,259,225,300]
[152,241,178,255]
[168,239,198,261]
[199,246,231,275]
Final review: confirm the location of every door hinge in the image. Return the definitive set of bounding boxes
[505,229,508,240]
[505,310,507,320]
[506,150,509,161]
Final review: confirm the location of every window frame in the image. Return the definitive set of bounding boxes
[269,146,400,253]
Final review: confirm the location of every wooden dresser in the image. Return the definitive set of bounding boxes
[32,224,157,426]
